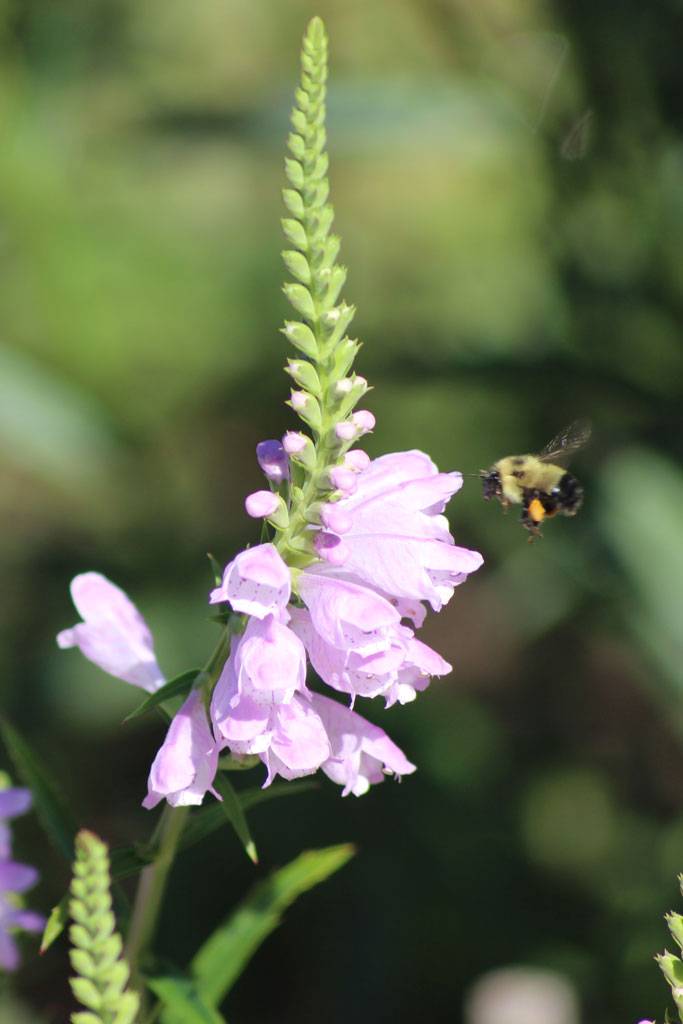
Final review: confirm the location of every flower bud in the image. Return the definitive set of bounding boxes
[245,491,289,528]
[314,531,350,566]
[283,431,316,469]
[256,440,289,485]
[321,503,353,535]
[289,391,322,431]
[351,409,375,435]
[656,950,683,988]
[344,449,370,473]
[328,466,358,495]
[334,421,357,442]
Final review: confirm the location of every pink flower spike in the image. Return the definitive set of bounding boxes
[310,693,416,796]
[256,440,289,484]
[282,431,308,454]
[245,490,280,518]
[209,544,291,619]
[142,690,219,809]
[56,573,166,693]
[314,532,350,566]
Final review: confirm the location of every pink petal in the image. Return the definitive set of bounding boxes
[57,573,166,693]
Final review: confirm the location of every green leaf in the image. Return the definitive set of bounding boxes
[191,843,355,1007]
[148,976,227,1024]
[211,774,258,865]
[206,552,224,587]
[122,670,200,723]
[0,714,78,862]
[179,780,318,852]
[41,893,70,953]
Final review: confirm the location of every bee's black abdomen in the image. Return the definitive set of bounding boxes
[555,472,583,515]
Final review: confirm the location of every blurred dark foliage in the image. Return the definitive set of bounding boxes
[0,1,681,1022]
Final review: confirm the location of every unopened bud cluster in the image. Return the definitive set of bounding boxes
[246,18,375,566]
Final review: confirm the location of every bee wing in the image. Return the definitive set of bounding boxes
[538,419,592,466]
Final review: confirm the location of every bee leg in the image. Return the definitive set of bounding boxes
[520,505,543,542]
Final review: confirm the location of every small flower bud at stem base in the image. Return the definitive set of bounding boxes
[245,491,289,528]
[314,532,350,566]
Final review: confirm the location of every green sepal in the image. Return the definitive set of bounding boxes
[282,189,305,218]
[667,912,683,951]
[287,132,305,159]
[70,977,103,1011]
[70,948,97,978]
[332,336,361,378]
[286,358,321,395]
[282,320,318,357]
[282,217,308,250]
[657,951,683,989]
[0,714,78,863]
[212,773,258,864]
[122,669,200,723]
[319,234,341,270]
[284,157,304,190]
[282,281,315,320]
[282,250,311,285]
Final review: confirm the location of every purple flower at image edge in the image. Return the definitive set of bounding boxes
[0,788,45,971]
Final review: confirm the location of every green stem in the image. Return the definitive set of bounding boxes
[126,804,190,984]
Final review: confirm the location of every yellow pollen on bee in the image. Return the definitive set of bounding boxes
[528,498,546,523]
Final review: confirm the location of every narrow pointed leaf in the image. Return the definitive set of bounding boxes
[179,780,318,852]
[148,976,227,1024]
[40,893,70,953]
[211,774,258,864]
[122,670,200,723]
[191,844,355,1006]
[0,715,78,862]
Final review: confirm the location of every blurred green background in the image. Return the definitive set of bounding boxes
[1,0,682,1021]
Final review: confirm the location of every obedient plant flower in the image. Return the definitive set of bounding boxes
[57,18,483,808]
[58,573,223,809]
[143,690,220,810]
[57,572,166,693]
[0,787,45,971]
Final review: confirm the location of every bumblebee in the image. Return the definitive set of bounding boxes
[481,421,591,540]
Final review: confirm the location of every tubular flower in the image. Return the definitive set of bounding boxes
[316,450,484,611]
[0,788,45,971]
[143,690,220,809]
[58,573,221,809]
[57,572,166,693]
[209,544,291,619]
[310,693,416,797]
[288,606,450,708]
